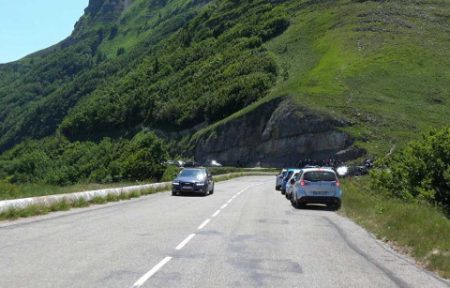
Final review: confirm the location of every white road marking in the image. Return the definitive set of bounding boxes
[131,181,267,288]
[132,256,172,288]
[176,233,196,250]
[198,218,211,230]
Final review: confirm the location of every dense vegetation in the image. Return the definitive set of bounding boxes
[0,0,449,189]
[0,132,167,185]
[371,127,450,214]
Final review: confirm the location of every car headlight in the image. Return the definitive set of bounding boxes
[172,181,180,185]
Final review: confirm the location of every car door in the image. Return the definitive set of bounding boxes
[206,170,213,191]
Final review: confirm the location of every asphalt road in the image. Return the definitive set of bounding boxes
[0,176,448,288]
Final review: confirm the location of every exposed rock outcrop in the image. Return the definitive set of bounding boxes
[193,97,364,167]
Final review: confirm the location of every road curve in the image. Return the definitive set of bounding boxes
[0,176,448,288]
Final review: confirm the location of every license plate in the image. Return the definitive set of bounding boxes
[313,191,328,196]
[182,186,193,190]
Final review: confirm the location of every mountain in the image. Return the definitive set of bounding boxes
[0,0,449,183]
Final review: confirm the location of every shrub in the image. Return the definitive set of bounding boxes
[371,127,450,213]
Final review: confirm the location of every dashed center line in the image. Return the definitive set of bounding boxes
[198,218,211,230]
[130,181,269,287]
[176,233,196,250]
[212,210,221,217]
[132,256,172,288]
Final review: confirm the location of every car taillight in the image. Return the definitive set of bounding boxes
[336,180,340,187]
[300,180,305,186]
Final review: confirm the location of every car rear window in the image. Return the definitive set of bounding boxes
[285,171,293,180]
[303,171,336,182]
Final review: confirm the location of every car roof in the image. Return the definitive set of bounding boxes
[301,167,336,173]
[182,167,206,171]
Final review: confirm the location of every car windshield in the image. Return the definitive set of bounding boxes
[179,169,205,180]
[303,171,336,182]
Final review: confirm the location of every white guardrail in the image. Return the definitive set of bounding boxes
[0,172,274,213]
[0,182,171,213]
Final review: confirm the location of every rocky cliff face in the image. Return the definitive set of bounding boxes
[193,98,364,167]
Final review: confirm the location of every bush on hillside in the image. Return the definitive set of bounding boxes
[0,133,169,185]
[371,127,450,213]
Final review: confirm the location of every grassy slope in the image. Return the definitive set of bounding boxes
[341,176,450,279]
[194,0,450,157]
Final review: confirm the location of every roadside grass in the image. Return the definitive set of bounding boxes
[0,172,273,222]
[341,176,450,279]
[0,168,277,201]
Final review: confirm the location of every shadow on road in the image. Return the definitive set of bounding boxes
[291,203,338,212]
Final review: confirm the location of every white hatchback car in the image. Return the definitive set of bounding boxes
[291,168,342,210]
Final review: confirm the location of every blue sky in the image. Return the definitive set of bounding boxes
[0,0,89,64]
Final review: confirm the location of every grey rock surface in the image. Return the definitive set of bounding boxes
[193,98,364,167]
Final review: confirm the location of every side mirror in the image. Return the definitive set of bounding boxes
[290,179,295,185]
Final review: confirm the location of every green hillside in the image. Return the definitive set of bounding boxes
[0,0,449,185]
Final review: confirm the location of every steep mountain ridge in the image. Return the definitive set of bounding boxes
[0,0,449,184]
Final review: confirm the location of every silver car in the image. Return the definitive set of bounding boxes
[275,169,287,190]
[291,168,342,210]
[285,169,302,199]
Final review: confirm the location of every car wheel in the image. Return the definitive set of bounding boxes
[210,184,214,194]
[292,198,299,209]
[330,200,341,211]
[281,189,285,195]
[172,191,176,196]
[290,193,296,206]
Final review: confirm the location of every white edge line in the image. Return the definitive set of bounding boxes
[132,256,172,288]
[220,203,228,209]
[227,199,233,204]
[198,218,211,230]
[175,233,196,250]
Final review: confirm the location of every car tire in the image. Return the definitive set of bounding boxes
[281,189,286,195]
[172,191,176,196]
[330,201,341,211]
[290,194,296,207]
[210,184,214,194]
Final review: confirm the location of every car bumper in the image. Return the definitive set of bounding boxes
[172,186,207,194]
[298,196,341,205]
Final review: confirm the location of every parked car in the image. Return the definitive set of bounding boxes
[281,168,296,195]
[275,169,287,190]
[291,168,342,210]
[204,160,223,167]
[172,168,214,196]
[285,169,302,199]
[163,159,184,167]
[183,160,201,167]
